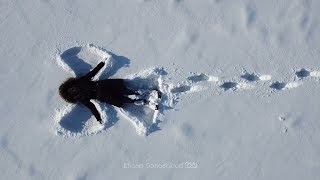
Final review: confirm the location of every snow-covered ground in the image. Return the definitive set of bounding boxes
[1,0,320,179]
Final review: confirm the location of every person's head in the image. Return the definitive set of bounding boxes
[59,78,81,103]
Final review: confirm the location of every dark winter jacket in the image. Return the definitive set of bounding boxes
[59,62,134,123]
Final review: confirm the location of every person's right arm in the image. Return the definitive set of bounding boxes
[81,62,105,81]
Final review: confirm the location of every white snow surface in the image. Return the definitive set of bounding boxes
[1,0,320,179]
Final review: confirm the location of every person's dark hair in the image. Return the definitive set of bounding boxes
[59,78,81,104]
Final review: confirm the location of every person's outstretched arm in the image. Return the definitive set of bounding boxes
[82,62,105,80]
[81,100,103,124]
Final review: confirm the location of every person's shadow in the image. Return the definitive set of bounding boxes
[58,45,130,133]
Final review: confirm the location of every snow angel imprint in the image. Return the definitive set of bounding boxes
[59,59,160,124]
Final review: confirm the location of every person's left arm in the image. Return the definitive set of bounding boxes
[81,100,103,124]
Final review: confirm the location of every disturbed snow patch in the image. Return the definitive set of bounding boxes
[57,44,112,78]
[120,68,171,136]
[53,103,106,137]
[54,44,179,137]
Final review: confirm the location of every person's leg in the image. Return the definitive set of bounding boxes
[116,95,159,110]
[120,96,136,104]
[122,87,139,95]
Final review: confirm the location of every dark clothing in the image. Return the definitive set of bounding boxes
[67,62,136,122]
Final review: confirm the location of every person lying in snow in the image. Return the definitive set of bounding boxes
[59,59,159,124]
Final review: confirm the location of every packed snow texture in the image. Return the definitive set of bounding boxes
[1,0,320,179]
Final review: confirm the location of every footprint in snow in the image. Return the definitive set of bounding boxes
[170,73,216,94]
[295,68,320,79]
[187,73,219,83]
[241,72,272,82]
[220,82,255,91]
[171,85,206,94]
[171,85,191,93]
[270,81,302,90]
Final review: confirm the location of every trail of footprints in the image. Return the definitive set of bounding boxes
[170,68,320,94]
